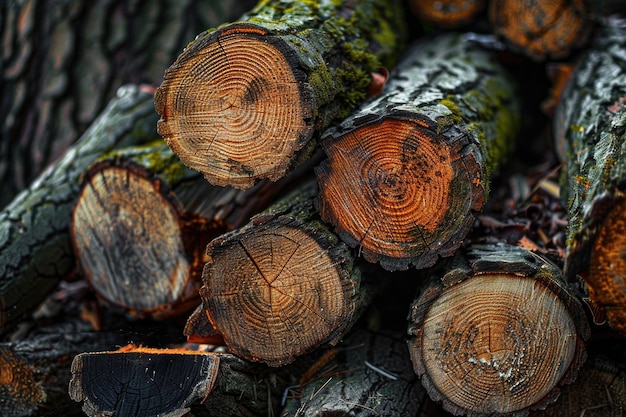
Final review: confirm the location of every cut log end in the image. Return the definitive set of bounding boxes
[589,197,626,335]
[409,273,586,416]
[155,25,313,189]
[317,118,483,271]
[201,218,355,366]
[410,0,485,28]
[0,348,46,417]
[71,162,209,317]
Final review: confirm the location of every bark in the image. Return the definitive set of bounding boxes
[488,0,591,61]
[554,23,626,336]
[529,354,626,417]
[0,320,129,417]
[69,345,295,417]
[191,180,383,367]
[0,85,157,336]
[280,329,433,417]
[407,243,590,417]
[315,33,521,271]
[409,0,485,29]
[154,0,407,189]
[0,0,255,207]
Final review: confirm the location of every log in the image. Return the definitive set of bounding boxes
[529,354,626,417]
[554,23,626,336]
[69,345,294,417]
[280,329,433,417]
[315,33,521,271]
[190,180,382,367]
[409,0,485,29]
[154,0,407,189]
[0,0,256,207]
[0,320,128,417]
[0,85,157,336]
[407,243,590,417]
[488,0,591,61]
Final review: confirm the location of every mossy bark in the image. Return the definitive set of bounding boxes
[316,33,521,271]
[407,243,590,417]
[193,180,383,366]
[554,23,626,335]
[0,85,158,336]
[155,0,407,189]
[0,0,255,207]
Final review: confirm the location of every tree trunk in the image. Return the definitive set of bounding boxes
[0,0,255,208]
[488,0,591,61]
[315,33,521,271]
[191,180,383,367]
[0,320,129,417]
[69,345,296,417]
[0,85,157,336]
[154,0,407,189]
[407,243,590,417]
[554,23,626,336]
[409,0,485,29]
[280,329,434,417]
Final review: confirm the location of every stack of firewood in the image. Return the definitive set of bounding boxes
[1,1,626,416]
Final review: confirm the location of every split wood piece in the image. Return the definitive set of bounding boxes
[154,0,407,189]
[554,23,626,336]
[281,329,434,417]
[0,85,158,335]
[0,320,128,417]
[316,33,521,271]
[69,345,292,417]
[190,180,381,367]
[409,0,485,29]
[529,354,626,417]
[71,142,227,319]
[488,0,591,61]
[0,0,255,207]
[407,243,590,417]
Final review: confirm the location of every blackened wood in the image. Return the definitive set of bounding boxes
[488,0,591,61]
[192,180,382,367]
[407,243,590,417]
[280,329,432,417]
[554,23,626,336]
[316,33,521,271]
[155,0,407,189]
[0,86,157,336]
[0,0,255,207]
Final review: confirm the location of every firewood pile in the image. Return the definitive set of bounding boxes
[2,0,626,416]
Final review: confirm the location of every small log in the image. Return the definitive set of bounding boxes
[280,329,433,417]
[190,180,382,367]
[69,345,292,417]
[0,85,158,335]
[0,320,128,417]
[409,0,485,29]
[554,23,626,335]
[488,0,591,61]
[154,0,407,189]
[407,243,590,417]
[529,354,626,417]
[316,33,521,271]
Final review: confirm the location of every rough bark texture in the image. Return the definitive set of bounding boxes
[409,0,485,28]
[70,346,294,417]
[407,243,590,417]
[0,320,128,417]
[280,329,431,417]
[316,33,521,271]
[70,143,227,319]
[488,0,591,61]
[0,85,157,336]
[193,180,381,367]
[554,23,626,336]
[0,0,255,208]
[155,0,407,189]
